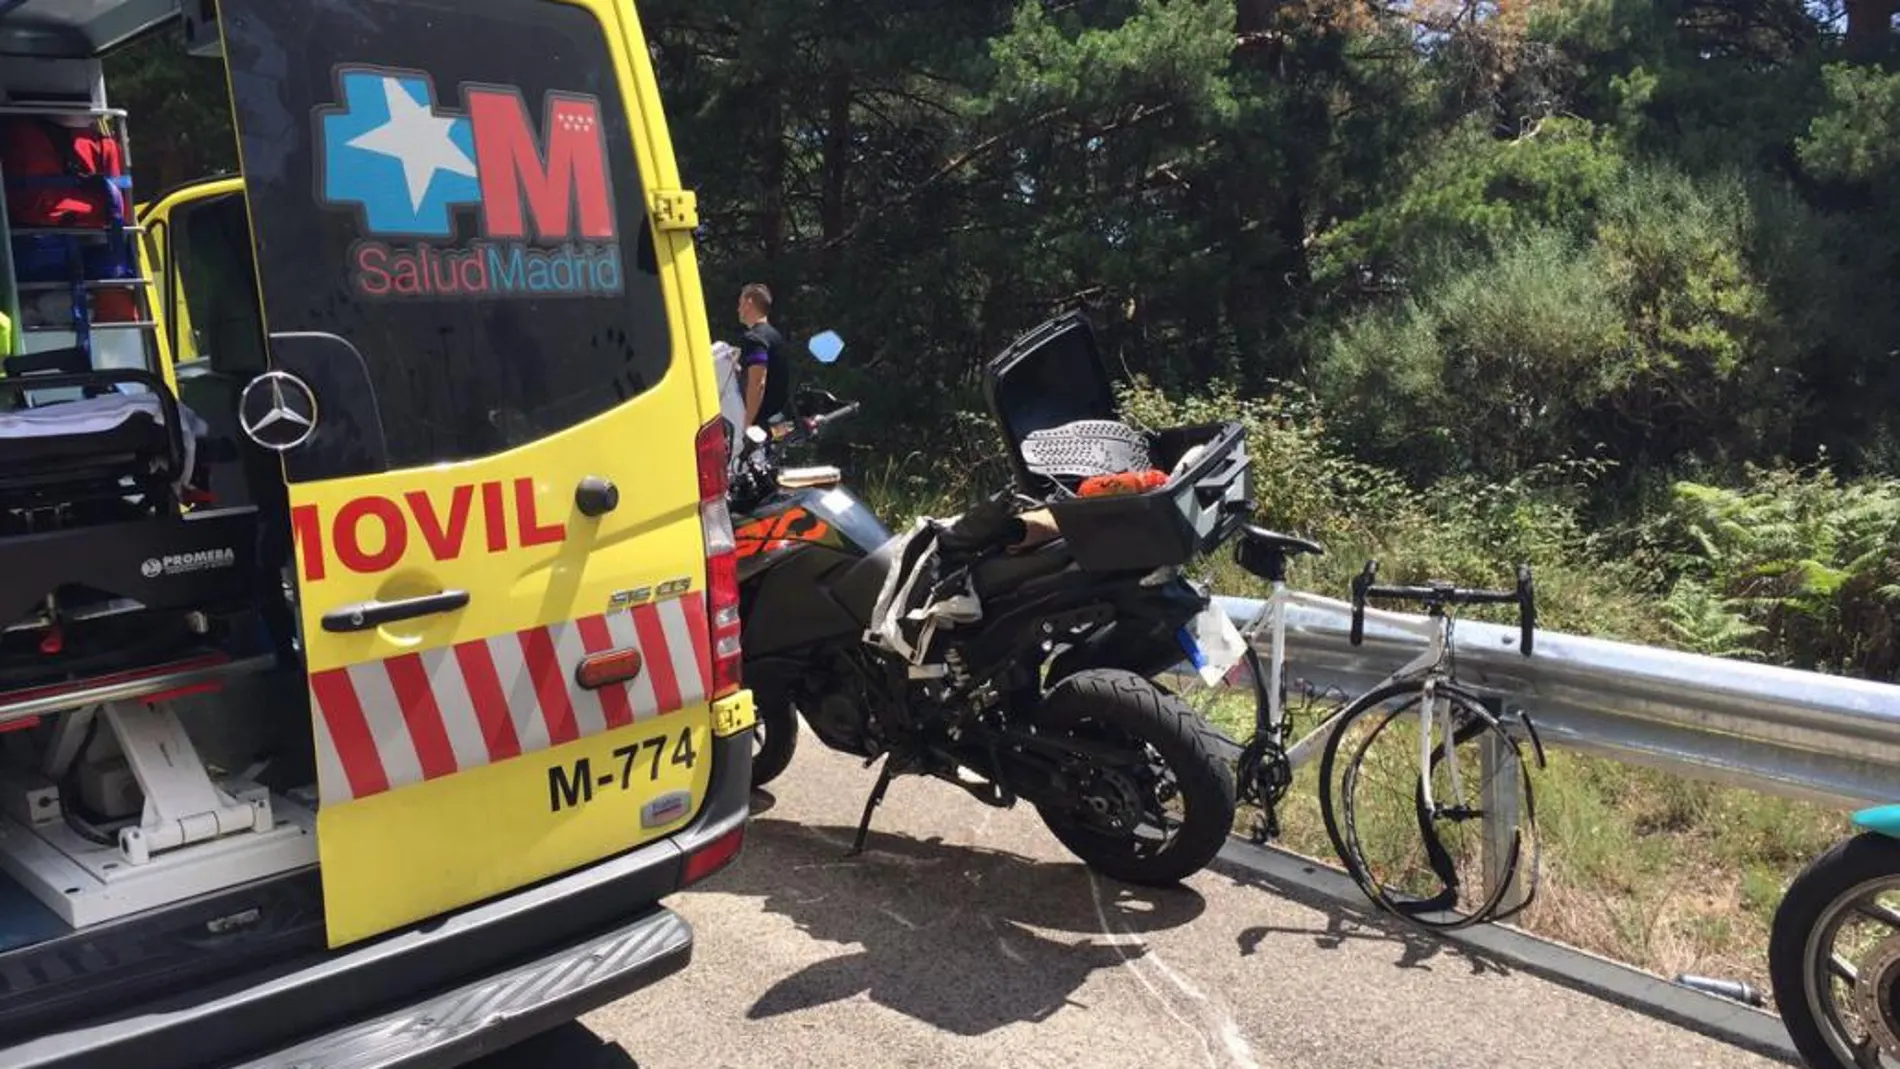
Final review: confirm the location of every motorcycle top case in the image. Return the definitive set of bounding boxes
[982,312,1252,574]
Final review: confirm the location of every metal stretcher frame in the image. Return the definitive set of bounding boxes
[0,649,279,726]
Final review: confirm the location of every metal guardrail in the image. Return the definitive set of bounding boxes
[1213,593,1900,810]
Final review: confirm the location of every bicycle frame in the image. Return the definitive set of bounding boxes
[1242,581,1460,797]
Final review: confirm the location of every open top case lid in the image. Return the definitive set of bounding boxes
[982,311,1119,495]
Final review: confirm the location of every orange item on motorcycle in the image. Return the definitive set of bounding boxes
[1078,469,1169,498]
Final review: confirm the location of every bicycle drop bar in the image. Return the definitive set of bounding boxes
[1349,560,1537,655]
[1365,584,1519,605]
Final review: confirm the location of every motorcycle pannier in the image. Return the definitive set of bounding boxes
[982,312,1252,574]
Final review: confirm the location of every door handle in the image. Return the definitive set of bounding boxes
[576,475,620,518]
[321,590,470,633]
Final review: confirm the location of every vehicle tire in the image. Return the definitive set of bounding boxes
[1768,831,1900,1069]
[1317,678,1536,931]
[751,699,799,790]
[1033,668,1237,887]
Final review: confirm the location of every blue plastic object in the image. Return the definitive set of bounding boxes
[808,330,844,364]
[1852,804,1900,839]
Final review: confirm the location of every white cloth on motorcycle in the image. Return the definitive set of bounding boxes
[710,340,746,473]
[864,517,985,675]
[0,391,208,493]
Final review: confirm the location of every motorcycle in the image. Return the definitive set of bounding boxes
[726,313,1255,886]
[1769,805,1900,1068]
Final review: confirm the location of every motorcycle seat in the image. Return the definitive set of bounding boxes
[973,540,1074,601]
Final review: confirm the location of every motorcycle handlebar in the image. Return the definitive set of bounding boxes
[730,401,862,504]
[809,402,861,433]
[778,402,861,447]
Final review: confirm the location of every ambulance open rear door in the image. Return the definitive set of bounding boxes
[210,0,732,948]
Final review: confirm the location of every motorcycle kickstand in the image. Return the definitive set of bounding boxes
[848,756,898,858]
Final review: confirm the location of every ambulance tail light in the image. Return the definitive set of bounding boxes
[696,419,743,699]
[682,824,745,887]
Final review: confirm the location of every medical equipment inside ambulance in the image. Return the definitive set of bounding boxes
[0,72,308,947]
[0,90,258,684]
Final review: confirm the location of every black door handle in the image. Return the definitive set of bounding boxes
[576,475,620,517]
[321,590,470,633]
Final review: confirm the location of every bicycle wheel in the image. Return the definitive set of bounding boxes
[1317,678,1538,931]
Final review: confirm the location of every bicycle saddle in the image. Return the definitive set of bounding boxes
[1240,526,1324,556]
[1234,526,1325,583]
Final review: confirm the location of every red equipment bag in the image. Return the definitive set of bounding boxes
[0,115,124,228]
[1,115,137,290]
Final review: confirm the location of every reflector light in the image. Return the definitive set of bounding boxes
[576,648,644,690]
[682,825,745,886]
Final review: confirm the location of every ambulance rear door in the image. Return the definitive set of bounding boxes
[211,0,731,948]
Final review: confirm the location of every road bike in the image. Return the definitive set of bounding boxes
[1178,525,1547,930]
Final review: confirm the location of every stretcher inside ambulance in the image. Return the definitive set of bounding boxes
[0,2,753,1066]
[0,96,238,679]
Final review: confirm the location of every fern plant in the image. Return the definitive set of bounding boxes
[1665,465,1900,680]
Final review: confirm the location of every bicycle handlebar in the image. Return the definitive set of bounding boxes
[1362,584,1519,606]
[1349,560,1537,656]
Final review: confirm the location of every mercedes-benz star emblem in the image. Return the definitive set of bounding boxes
[239,371,319,452]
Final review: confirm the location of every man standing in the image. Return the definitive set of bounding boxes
[737,283,791,431]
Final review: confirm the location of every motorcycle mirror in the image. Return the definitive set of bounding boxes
[808,330,844,364]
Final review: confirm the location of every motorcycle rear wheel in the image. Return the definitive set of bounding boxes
[1033,669,1237,887]
[751,699,799,790]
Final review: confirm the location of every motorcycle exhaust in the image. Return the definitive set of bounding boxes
[1672,973,1765,1008]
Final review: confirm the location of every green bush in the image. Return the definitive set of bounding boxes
[1659,465,1900,679]
[1114,376,1663,641]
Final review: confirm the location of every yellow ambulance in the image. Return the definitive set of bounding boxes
[0,1,752,1065]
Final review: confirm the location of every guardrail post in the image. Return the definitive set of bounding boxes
[1482,700,1528,916]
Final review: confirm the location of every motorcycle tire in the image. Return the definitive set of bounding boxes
[751,699,800,790]
[1032,668,1237,887]
[1768,830,1900,1069]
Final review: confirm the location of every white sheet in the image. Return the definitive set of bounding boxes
[711,341,747,474]
[0,391,210,488]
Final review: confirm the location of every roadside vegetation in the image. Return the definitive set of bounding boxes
[1133,378,1891,1002]
[865,376,1889,1003]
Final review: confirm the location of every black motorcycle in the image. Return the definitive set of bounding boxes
[728,313,1255,886]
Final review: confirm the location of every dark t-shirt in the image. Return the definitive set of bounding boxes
[740,320,792,428]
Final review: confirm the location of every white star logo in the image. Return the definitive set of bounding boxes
[345,77,478,214]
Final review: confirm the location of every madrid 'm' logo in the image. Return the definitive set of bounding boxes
[313,66,624,299]
[319,66,616,241]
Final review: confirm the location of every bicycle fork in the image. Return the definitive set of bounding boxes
[1419,679,1480,821]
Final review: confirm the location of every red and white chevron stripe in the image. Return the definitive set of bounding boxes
[308,594,710,805]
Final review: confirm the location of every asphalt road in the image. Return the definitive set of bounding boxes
[475,729,1786,1069]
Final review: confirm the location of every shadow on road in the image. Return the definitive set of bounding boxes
[463,1022,637,1068]
[709,814,1207,1037]
[1212,852,1513,978]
